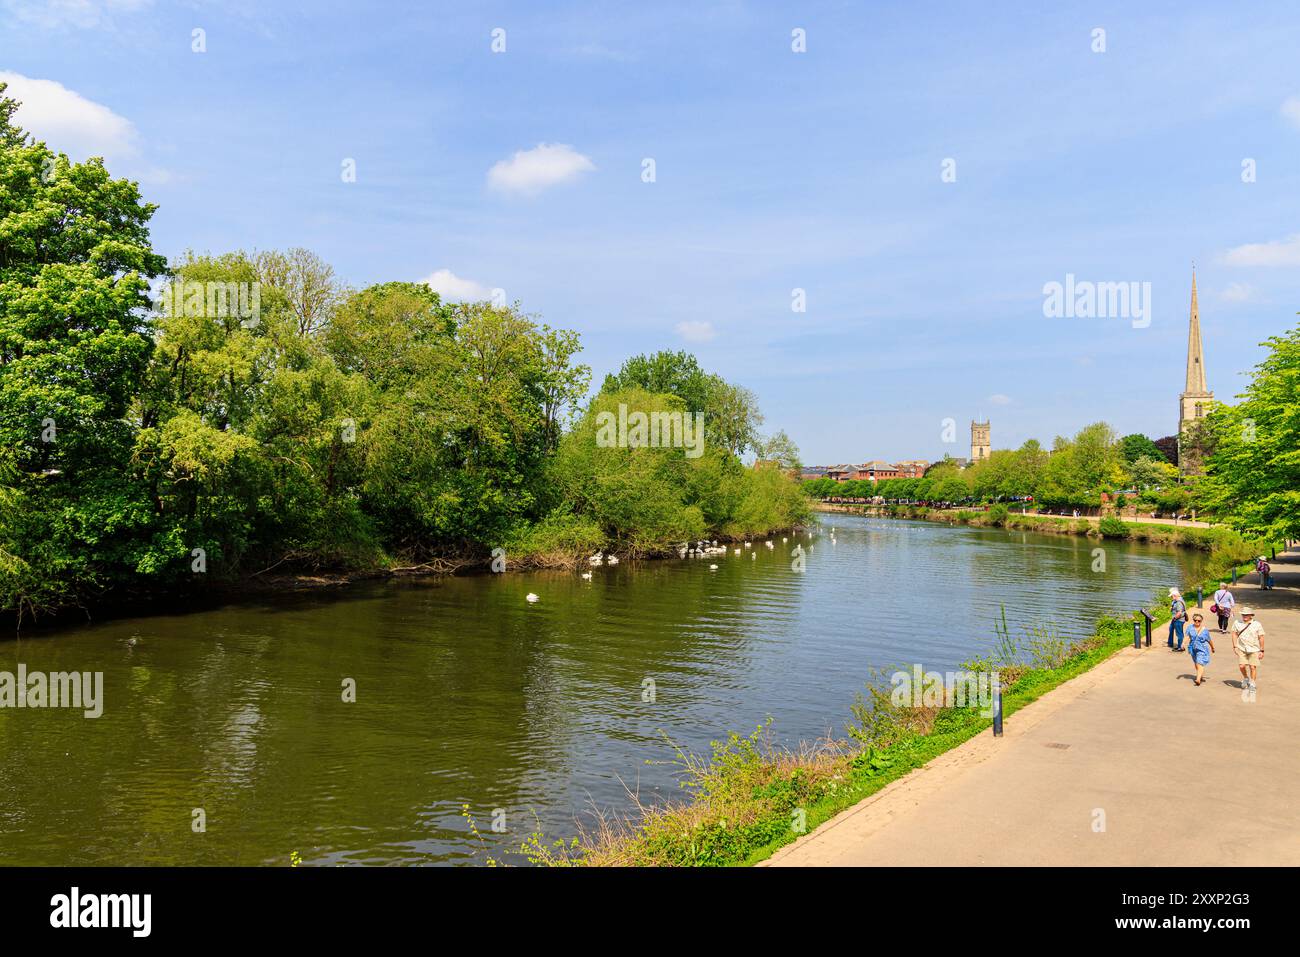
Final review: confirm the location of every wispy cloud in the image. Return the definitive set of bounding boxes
[420,268,492,302]
[1282,95,1300,130]
[1221,234,1300,267]
[1219,281,1257,303]
[1,0,151,29]
[487,143,595,196]
[988,393,1011,406]
[675,321,716,343]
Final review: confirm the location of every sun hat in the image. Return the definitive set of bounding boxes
[1240,607,1255,616]
[1168,587,1181,597]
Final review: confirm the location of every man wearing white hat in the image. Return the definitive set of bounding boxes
[1232,607,1265,698]
[1167,587,1188,651]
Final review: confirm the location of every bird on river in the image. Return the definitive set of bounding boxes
[607,555,619,565]
[526,593,539,603]
[580,572,592,581]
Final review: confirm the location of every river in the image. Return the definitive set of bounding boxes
[0,515,1208,865]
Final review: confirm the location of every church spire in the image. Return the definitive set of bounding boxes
[1185,267,1207,393]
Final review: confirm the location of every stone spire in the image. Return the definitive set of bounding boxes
[1185,268,1207,393]
[1178,266,1213,477]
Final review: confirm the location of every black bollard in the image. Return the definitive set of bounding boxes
[1197,587,1203,608]
[992,678,1003,737]
[1232,567,1237,585]
[1142,610,1153,647]
[1133,622,1141,649]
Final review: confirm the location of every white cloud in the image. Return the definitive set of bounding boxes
[487,143,595,195]
[1221,234,1300,267]
[420,269,492,302]
[1282,95,1300,130]
[1,0,151,29]
[675,320,716,343]
[1219,282,1256,303]
[987,393,1011,406]
[0,71,138,164]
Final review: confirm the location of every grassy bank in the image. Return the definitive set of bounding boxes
[514,542,1271,867]
[824,502,1259,576]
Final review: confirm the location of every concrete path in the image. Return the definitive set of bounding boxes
[766,547,1300,866]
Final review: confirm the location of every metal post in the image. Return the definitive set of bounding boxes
[1142,610,1153,647]
[1232,567,1237,585]
[992,677,1003,737]
[1133,622,1141,649]
[1197,587,1203,608]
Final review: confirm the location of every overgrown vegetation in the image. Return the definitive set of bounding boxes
[0,85,806,620]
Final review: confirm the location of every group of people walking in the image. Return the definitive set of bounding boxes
[1167,580,1266,698]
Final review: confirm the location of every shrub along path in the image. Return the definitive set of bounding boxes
[764,547,1300,866]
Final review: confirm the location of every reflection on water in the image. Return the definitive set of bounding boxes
[0,516,1206,865]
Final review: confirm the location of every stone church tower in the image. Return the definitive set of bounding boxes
[970,420,990,462]
[1178,269,1213,476]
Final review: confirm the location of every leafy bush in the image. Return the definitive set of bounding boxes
[1098,516,1130,539]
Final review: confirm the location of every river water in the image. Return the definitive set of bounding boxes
[0,515,1207,865]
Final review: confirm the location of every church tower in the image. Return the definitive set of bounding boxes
[970,420,990,462]
[1178,269,1213,475]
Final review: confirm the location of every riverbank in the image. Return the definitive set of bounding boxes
[814,501,1254,565]
[537,528,1272,867]
[768,545,1300,866]
[1,524,809,635]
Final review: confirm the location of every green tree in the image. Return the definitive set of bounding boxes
[1198,323,1300,541]
[1118,433,1163,467]
[0,82,167,613]
[601,350,763,455]
[753,429,801,471]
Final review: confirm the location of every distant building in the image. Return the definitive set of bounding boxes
[859,461,900,482]
[1178,269,1213,477]
[799,465,830,482]
[894,460,929,479]
[970,421,990,462]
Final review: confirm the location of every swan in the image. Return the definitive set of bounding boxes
[607,555,619,565]
[709,564,718,570]
[526,593,539,603]
[580,572,592,580]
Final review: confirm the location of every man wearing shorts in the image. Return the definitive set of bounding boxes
[1232,607,1265,698]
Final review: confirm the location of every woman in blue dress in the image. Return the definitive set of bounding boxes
[1185,613,1215,686]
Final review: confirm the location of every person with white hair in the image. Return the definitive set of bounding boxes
[1167,587,1188,652]
[1255,556,1274,590]
[1211,581,1235,633]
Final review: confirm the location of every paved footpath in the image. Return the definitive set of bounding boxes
[766,547,1300,866]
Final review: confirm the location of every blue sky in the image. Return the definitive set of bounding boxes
[3,0,1299,464]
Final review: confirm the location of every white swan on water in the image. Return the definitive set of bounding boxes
[526,593,539,603]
